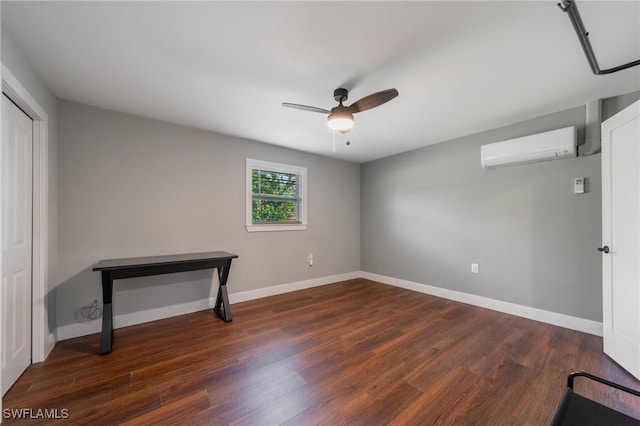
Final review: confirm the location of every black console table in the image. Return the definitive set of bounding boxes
[92,251,238,355]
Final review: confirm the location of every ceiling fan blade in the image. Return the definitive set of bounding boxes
[282,103,330,114]
[348,88,399,113]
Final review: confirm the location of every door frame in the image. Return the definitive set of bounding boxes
[2,64,52,364]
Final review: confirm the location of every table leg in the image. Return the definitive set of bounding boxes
[100,271,114,355]
[213,260,233,322]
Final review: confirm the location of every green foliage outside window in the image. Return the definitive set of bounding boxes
[252,170,299,223]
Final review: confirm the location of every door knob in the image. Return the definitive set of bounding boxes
[597,246,610,254]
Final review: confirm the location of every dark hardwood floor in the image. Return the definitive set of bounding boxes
[3,279,640,425]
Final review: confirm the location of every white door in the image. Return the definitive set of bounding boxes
[1,94,33,395]
[602,99,640,380]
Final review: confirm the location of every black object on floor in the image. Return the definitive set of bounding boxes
[551,371,640,426]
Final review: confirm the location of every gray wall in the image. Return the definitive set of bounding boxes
[361,92,640,322]
[57,100,360,331]
[602,91,640,121]
[1,26,58,337]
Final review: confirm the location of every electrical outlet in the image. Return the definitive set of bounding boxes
[308,253,313,267]
[471,263,479,274]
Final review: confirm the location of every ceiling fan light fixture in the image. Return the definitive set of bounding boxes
[283,87,398,136]
[327,110,354,132]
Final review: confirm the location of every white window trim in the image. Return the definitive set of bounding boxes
[246,158,307,232]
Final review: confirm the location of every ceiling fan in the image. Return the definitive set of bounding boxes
[282,87,399,134]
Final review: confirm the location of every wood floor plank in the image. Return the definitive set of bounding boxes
[3,279,639,424]
[119,390,211,426]
[389,368,480,425]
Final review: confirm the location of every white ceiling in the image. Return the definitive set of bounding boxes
[2,1,639,163]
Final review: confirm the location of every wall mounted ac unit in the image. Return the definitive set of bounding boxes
[480,126,577,168]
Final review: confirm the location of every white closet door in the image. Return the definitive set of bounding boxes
[601,99,640,380]
[1,94,33,395]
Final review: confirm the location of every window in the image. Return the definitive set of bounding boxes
[246,159,307,232]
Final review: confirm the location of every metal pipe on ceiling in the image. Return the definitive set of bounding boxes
[558,0,640,75]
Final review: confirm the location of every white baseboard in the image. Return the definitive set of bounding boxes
[55,270,599,342]
[56,298,215,341]
[229,271,360,304]
[56,271,361,341]
[360,271,603,336]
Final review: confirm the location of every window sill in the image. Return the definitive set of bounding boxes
[246,224,307,232]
